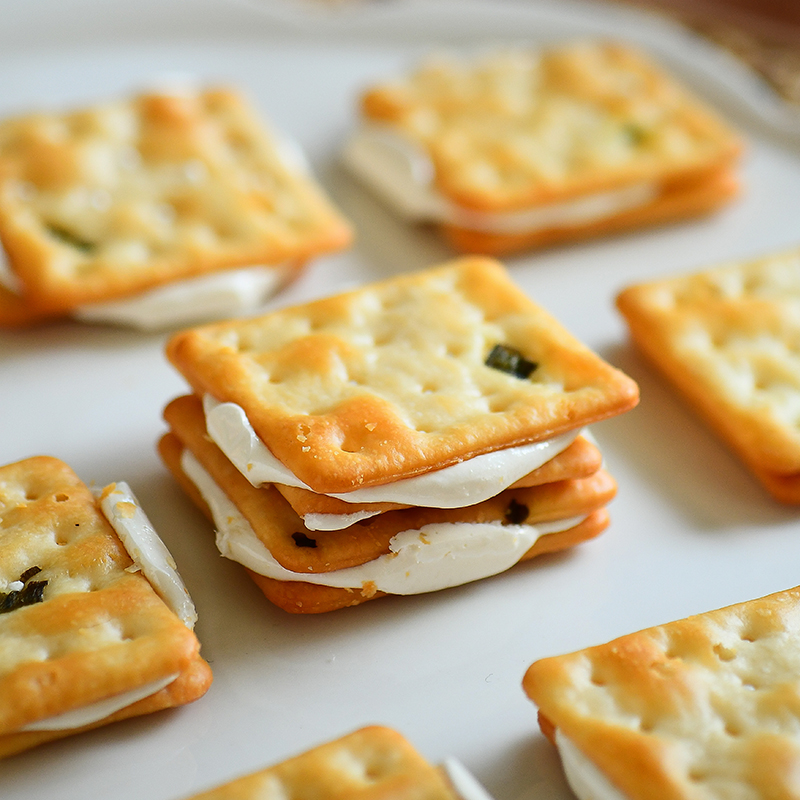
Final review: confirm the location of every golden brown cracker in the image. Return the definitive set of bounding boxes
[617,246,800,501]
[166,257,639,493]
[182,726,460,800]
[160,401,616,574]
[443,166,738,256]
[0,456,210,750]
[159,418,613,614]
[524,585,800,800]
[278,433,605,519]
[165,390,603,520]
[0,654,212,758]
[359,42,741,212]
[0,87,352,323]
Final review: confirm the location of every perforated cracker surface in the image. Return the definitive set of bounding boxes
[524,586,800,800]
[167,257,638,493]
[184,726,460,800]
[0,87,351,318]
[0,456,202,735]
[617,248,800,482]
[360,41,741,212]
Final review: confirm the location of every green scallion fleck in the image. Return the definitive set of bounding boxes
[485,344,538,379]
[47,225,96,254]
[0,567,48,614]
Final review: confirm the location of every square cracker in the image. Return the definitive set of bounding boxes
[0,456,211,755]
[0,87,352,323]
[523,585,800,800]
[183,726,461,800]
[356,41,741,252]
[616,247,800,502]
[166,256,639,494]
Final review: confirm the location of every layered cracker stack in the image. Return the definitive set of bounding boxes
[160,256,638,613]
[344,41,741,255]
[0,456,211,757]
[0,87,351,328]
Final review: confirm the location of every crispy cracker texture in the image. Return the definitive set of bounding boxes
[523,586,800,800]
[616,247,800,501]
[442,166,739,256]
[0,455,210,751]
[0,87,352,325]
[166,256,639,493]
[183,726,460,800]
[160,395,616,572]
[158,425,611,614]
[358,41,742,213]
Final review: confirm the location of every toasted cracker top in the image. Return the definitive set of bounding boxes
[617,247,800,475]
[0,87,352,316]
[166,257,639,493]
[0,456,201,734]
[524,586,800,800]
[359,41,741,212]
[184,726,460,800]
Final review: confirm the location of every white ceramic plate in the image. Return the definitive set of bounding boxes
[3,2,800,798]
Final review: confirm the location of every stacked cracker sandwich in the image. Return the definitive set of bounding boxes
[160,256,639,612]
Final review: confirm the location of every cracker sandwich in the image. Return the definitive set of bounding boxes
[0,456,211,757]
[524,586,800,800]
[161,256,639,612]
[0,86,352,328]
[343,41,741,255]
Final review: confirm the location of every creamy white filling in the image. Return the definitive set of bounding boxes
[555,729,629,800]
[203,395,580,512]
[181,449,584,595]
[20,674,179,732]
[0,252,292,330]
[95,481,197,629]
[440,758,496,800]
[17,485,194,734]
[72,263,293,330]
[302,509,383,531]
[342,125,658,234]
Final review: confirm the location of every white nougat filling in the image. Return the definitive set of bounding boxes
[555,729,629,800]
[342,125,658,234]
[203,395,582,513]
[16,485,196,734]
[72,263,293,330]
[440,758,497,800]
[20,674,180,732]
[0,253,292,330]
[95,481,197,629]
[181,449,585,595]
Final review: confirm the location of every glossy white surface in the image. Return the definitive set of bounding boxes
[203,396,580,508]
[2,2,800,800]
[181,448,585,593]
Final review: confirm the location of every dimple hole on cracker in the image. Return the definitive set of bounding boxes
[688,768,708,783]
[724,719,743,737]
[712,643,737,662]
